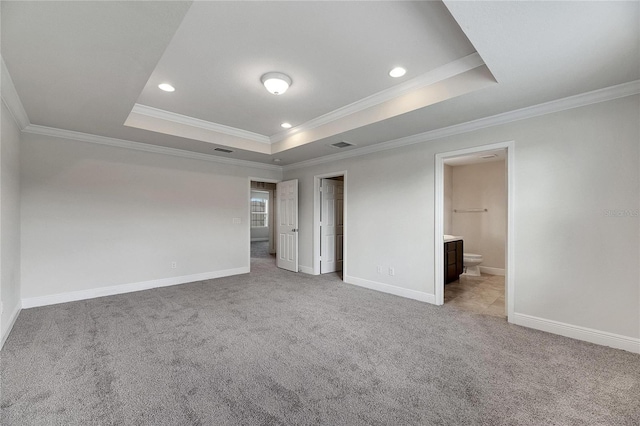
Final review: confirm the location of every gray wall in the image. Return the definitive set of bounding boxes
[8,92,640,348]
[284,95,639,340]
[20,133,281,301]
[1,101,21,345]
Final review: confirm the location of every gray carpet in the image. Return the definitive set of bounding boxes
[251,241,272,259]
[2,256,639,425]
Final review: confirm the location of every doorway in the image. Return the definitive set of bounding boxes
[435,142,514,320]
[249,180,277,266]
[313,172,347,277]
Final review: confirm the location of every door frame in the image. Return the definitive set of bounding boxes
[434,141,515,320]
[248,177,280,271]
[313,171,347,276]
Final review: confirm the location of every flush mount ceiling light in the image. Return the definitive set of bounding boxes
[261,72,292,95]
[389,67,406,78]
[158,83,175,92]
[281,122,292,129]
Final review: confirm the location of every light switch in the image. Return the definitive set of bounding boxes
[233,217,241,224]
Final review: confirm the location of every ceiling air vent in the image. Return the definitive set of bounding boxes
[214,148,233,153]
[330,141,355,149]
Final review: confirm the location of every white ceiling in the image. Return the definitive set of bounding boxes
[2,1,638,166]
[135,1,476,136]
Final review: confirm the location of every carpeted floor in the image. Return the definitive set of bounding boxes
[251,240,272,259]
[2,255,639,425]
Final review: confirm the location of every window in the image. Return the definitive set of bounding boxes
[251,196,268,227]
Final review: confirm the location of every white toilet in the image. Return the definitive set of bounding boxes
[463,253,483,276]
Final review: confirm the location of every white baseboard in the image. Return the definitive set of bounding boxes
[510,312,640,354]
[299,265,315,275]
[250,238,268,242]
[21,267,249,309]
[479,266,505,276]
[344,275,435,304]
[1,302,22,350]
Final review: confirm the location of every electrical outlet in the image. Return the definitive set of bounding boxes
[377,265,383,274]
[171,262,177,269]
[388,267,395,276]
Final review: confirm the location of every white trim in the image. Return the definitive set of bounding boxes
[250,237,268,242]
[1,58,30,130]
[479,266,505,276]
[0,303,22,350]
[271,53,485,143]
[313,171,348,276]
[505,144,516,319]
[21,268,249,309]
[434,155,445,305]
[130,104,271,144]
[299,266,315,275]
[284,80,640,171]
[434,141,515,317]
[22,124,282,172]
[511,313,640,354]
[344,275,435,304]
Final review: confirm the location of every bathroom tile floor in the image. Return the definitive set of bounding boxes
[445,274,506,318]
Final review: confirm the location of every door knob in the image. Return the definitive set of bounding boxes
[291,228,298,232]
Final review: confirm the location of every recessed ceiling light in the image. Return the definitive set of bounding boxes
[158,83,175,92]
[389,67,406,78]
[273,158,282,163]
[281,122,292,129]
[261,72,292,95]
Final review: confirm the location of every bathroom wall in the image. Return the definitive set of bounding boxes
[450,160,507,271]
[443,164,453,235]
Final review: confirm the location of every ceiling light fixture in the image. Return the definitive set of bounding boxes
[281,122,292,129]
[158,83,175,92]
[261,72,292,95]
[389,67,406,78]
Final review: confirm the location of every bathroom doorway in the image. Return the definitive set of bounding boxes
[435,142,514,320]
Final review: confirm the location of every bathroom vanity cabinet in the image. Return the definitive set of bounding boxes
[444,240,464,284]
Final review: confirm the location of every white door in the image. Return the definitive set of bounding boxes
[320,179,344,274]
[276,179,298,272]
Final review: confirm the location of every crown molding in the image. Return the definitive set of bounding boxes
[1,58,30,130]
[131,103,271,144]
[270,53,485,144]
[284,79,640,171]
[22,124,282,172]
[131,53,484,148]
